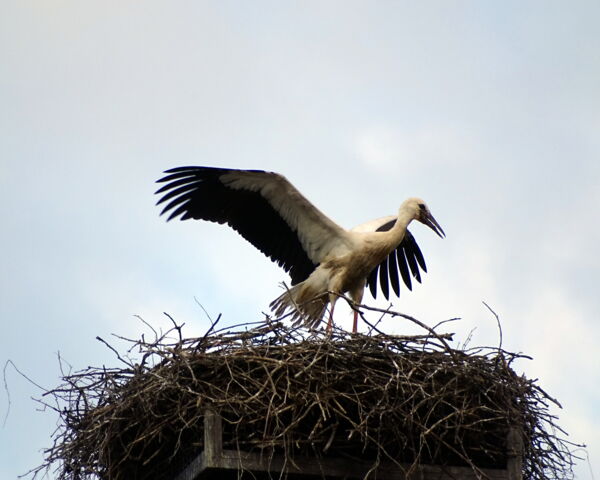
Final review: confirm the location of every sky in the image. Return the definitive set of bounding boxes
[1,1,599,478]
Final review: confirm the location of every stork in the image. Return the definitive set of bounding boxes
[155,166,445,333]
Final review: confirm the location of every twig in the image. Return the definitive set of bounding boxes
[95,336,134,368]
[482,301,503,353]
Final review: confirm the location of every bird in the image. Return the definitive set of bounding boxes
[155,166,445,333]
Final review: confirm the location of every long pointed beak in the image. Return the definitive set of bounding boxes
[423,213,445,238]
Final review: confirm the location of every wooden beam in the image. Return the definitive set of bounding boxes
[203,407,223,464]
[214,449,508,479]
[506,425,524,480]
[175,409,512,480]
[173,453,205,480]
[173,407,222,480]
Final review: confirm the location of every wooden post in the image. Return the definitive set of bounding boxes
[506,426,523,480]
[203,406,223,467]
[173,407,224,480]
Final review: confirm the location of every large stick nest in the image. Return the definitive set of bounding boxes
[34,313,576,480]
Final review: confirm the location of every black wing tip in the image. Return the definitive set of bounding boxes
[155,166,212,216]
[156,166,271,185]
[157,203,176,220]
[163,165,202,174]
[156,166,203,184]
[154,184,169,195]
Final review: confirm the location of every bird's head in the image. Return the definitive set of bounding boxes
[401,197,445,238]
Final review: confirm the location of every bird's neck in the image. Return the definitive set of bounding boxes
[385,209,415,244]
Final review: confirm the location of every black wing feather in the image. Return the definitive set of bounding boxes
[379,256,390,300]
[397,248,413,291]
[387,246,400,297]
[365,220,429,299]
[367,265,378,298]
[155,166,317,285]
[403,232,423,282]
[409,234,428,272]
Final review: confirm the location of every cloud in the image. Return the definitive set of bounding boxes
[355,124,478,175]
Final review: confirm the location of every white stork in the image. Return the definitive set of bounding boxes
[155,166,445,333]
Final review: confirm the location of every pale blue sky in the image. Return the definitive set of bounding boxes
[1,1,599,478]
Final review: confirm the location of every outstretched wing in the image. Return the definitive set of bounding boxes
[352,216,428,300]
[155,166,350,285]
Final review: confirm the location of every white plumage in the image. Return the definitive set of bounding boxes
[156,166,445,332]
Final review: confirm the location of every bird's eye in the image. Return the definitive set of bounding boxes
[418,203,426,210]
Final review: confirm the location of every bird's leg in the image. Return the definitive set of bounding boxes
[326,302,335,334]
[326,294,338,335]
[350,289,364,334]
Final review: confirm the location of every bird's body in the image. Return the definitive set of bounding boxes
[156,166,445,332]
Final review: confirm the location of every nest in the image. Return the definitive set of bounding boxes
[34,312,576,480]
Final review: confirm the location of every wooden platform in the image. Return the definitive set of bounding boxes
[174,409,523,480]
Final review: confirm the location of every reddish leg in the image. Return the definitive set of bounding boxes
[326,302,335,334]
[352,309,358,333]
[350,289,362,333]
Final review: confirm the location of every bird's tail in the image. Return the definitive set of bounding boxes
[270,282,329,329]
